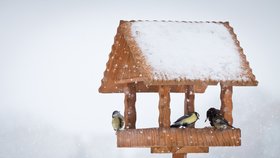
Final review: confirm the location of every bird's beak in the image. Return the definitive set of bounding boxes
[204,117,208,122]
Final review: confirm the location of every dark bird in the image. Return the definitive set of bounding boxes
[205,107,221,126]
[170,112,200,128]
[112,110,124,131]
[205,107,234,129]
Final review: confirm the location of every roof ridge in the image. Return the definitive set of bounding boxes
[121,20,228,24]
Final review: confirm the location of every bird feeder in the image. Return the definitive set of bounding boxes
[99,20,258,158]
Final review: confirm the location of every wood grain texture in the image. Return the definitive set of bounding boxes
[124,83,137,129]
[151,146,209,153]
[184,85,195,114]
[158,86,171,128]
[172,153,186,158]
[176,146,208,153]
[220,84,233,125]
[184,85,195,128]
[117,128,241,148]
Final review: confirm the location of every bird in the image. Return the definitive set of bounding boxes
[205,107,234,129]
[112,110,124,131]
[170,112,200,128]
[212,114,233,129]
[205,107,221,126]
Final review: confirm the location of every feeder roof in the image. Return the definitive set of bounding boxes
[99,20,258,93]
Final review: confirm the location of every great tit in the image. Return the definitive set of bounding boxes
[112,110,124,131]
[205,107,234,129]
[170,112,200,128]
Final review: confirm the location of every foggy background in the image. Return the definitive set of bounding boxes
[0,0,279,157]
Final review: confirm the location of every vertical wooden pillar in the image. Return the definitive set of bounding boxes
[173,153,186,158]
[158,85,171,128]
[220,84,233,125]
[171,85,195,158]
[184,85,195,129]
[124,83,136,129]
[184,85,195,114]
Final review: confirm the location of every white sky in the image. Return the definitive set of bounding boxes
[0,0,280,158]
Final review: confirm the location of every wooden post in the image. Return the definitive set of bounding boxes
[184,85,195,114]
[220,84,233,125]
[172,85,195,158]
[184,85,195,129]
[173,153,186,158]
[158,85,171,128]
[124,83,136,129]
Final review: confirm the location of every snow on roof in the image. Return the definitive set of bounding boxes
[130,21,246,81]
[99,20,258,93]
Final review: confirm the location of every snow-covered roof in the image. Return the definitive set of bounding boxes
[99,20,258,93]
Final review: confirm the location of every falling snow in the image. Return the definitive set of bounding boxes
[1,1,279,158]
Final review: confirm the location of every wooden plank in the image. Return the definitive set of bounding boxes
[150,79,218,86]
[117,128,241,147]
[220,84,233,125]
[159,128,167,147]
[151,146,209,154]
[158,86,171,128]
[151,147,171,153]
[100,81,208,93]
[176,146,209,153]
[176,127,184,146]
[124,83,136,129]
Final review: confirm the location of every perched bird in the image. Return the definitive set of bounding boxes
[112,110,124,131]
[205,108,221,126]
[170,112,200,128]
[205,107,234,129]
[212,115,233,129]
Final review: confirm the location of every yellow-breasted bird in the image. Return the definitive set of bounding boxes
[170,112,200,128]
[112,110,124,131]
[205,107,234,129]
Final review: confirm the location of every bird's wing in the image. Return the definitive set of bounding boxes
[213,115,229,125]
[118,114,124,128]
[174,114,190,123]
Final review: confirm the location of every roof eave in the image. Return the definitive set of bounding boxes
[220,80,258,86]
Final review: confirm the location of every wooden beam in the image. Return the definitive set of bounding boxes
[220,84,233,125]
[100,81,208,93]
[151,147,172,153]
[151,146,209,154]
[158,86,171,128]
[117,128,241,147]
[175,146,209,153]
[124,83,136,129]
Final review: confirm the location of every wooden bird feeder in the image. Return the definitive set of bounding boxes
[99,20,258,158]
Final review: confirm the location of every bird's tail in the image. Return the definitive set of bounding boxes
[228,124,235,129]
[170,124,181,128]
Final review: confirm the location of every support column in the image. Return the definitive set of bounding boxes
[124,83,136,129]
[172,153,186,158]
[179,85,194,158]
[184,85,195,129]
[158,85,171,128]
[184,85,195,114]
[220,84,233,125]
